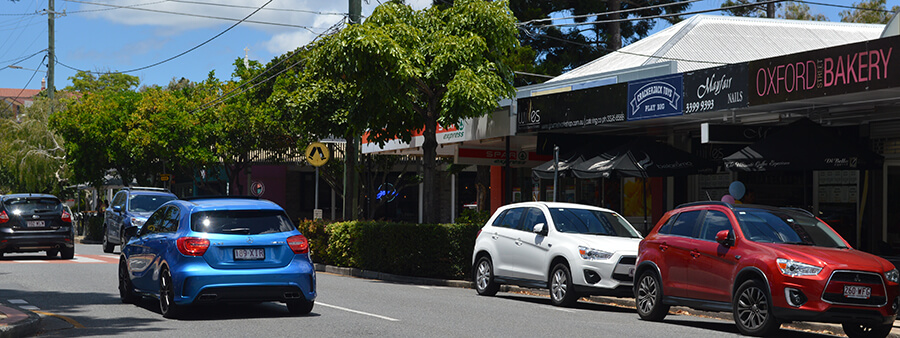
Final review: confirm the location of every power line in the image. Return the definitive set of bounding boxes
[518,0,702,26]
[0,55,47,117]
[0,49,47,68]
[56,0,276,75]
[63,0,321,29]
[63,0,171,14]
[165,0,346,16]
[532,0,783,29]
[793,0,897,13]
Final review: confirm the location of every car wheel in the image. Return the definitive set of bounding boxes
[60,246,74,260]
[474,256,500,296]
[287,299,314,316]
[841,322,893,338]
[102,227,114,253]
[733,279,780,336]
[549,263,579,307]
[159,266,182,319]
[636,270,670,321]
[119,258,139,304]
[46,249,59,258]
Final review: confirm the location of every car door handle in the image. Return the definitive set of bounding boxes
[515,239,523,246]
[491,233,499,240]
[690,250,700,258]
[659,243,668,252]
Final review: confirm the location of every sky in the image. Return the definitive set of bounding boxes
[0,0,898,92]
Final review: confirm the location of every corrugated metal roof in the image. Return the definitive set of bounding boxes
[549,15,885,83]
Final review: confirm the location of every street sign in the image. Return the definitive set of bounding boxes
[313,209,323,220]
[251,181,265,196]
[160,174,172,182]
[305,142,330,167]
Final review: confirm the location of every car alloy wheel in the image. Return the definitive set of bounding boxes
[636,271,669,321]
[102,227,114,253]
[549,263,578,307]
[159,267,181,319]
[119,259,138,304]
[474,257,499,296]
[734,279,780,336]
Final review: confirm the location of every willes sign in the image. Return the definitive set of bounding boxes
[749,35,898,105]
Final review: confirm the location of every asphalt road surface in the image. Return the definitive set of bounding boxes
[0,243,846,337]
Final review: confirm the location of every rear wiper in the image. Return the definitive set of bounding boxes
[222,228,250,234]
[32,209,52,213]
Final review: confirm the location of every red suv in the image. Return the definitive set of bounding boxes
[635,202,899,337]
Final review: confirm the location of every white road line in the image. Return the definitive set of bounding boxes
[543,305,575,313]
[317,302,400,322]
[7,299,27,304]
[13,261,48,263]
[73,256,103,263]
[20,305,39,310]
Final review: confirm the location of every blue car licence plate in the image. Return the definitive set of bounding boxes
[234,248,265,260]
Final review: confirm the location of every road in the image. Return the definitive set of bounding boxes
[0,243,844,337]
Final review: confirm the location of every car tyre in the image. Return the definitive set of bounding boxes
[841,322,893,338]
[733,279,780,336]
[636,270,669,321]
[119,258,139,304]
[287,299,314,316]
[60,246,74,259]
[102,227,114,253]
[549,263,579,307]
[46,249,59,258]
[159,266,182,319]
[474,256,500,296]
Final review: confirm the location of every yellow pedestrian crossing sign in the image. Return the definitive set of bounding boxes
[305,142,330,167]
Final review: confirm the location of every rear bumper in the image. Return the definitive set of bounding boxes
[173,257,316,305]
[0,230,74,253]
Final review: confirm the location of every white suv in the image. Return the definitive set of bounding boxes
[472,202,642,306]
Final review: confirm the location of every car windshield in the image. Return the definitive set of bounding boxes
[735,208,848,248]
[191,210,295,235]
[3,197,61,214]
[548,208,641,238]
[128,195,176,212]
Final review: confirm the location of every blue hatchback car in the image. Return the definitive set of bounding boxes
[117,197,316,318]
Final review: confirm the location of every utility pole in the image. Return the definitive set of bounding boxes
[767,2,775,18]
[342,0,362,220]
[48,0,55,114]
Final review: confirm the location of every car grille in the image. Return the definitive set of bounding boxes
[821,271,888,307]
[612,255,637,282]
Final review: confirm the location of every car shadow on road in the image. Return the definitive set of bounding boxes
[131,297,322,321]
[496,294,636,314]
[659,318,840,337]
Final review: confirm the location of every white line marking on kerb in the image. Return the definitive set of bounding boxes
[317,302,399,322]
[544,305,575,313]
[8,299,27,304]
[20,305,40,310]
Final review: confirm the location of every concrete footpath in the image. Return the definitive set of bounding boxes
[2,262,899,337]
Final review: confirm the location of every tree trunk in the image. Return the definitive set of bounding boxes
[607,0,622,51]
[422,110,439,224]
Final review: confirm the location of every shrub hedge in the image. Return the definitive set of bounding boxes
[296,219,482,280]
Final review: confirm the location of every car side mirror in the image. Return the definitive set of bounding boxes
[112,205,122,212]
[716,230,734,247]
[533,223,547,236]
[123,226,139,240]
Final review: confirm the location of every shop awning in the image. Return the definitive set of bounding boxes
[572,138,716,178]
[723,118,883,171]
[532,153,586,180]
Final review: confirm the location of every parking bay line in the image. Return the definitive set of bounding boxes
[317,302,399,322]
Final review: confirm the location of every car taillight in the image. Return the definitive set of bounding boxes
[61,210,72,223]
[176,237,209,256]
[287,234,309,254]
[0,211,7,223]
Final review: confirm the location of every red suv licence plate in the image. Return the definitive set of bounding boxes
[234,248,265,260]
[844,285,871,299]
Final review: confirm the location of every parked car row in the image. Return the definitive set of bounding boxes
[473,201,900,338]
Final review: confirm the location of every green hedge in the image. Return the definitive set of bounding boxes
[296,219,481,280]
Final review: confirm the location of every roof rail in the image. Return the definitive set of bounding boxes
[675,201,735,209]
[182,195,260,201]
[779,207,815,217]
[123,186,169,192]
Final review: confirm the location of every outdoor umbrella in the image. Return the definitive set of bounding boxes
[572,138,715,179]
[531,153,585,180]
[723,118,883,172]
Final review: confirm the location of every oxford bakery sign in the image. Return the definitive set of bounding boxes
[750,35,898,105]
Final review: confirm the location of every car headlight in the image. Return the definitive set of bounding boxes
[131,218,146,227]
[885,269,899,283]
[579,246,613,260]
[776,258,822,276]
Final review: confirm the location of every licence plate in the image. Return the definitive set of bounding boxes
[844,285,871,299]
[26,220,45,227]
[234,248,265,261]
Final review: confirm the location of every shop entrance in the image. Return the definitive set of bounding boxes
[884,163,900,254]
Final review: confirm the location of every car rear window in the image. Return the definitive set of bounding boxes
[190,210,295,235]
[2,197,61,214]
[129,195,176,212]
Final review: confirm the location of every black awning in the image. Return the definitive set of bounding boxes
[723,118,883,172]
[572,138,716,178]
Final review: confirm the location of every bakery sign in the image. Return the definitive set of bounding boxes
[750,34,899,105]
[627,74,684,121]
[683,63,749,114]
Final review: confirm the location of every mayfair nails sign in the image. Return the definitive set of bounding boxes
[750,35,898,105]
[683,63,749,114]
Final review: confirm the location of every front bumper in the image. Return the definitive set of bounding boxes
[573,254,636,295]
[172,256,317,305]
[773,306,897,325]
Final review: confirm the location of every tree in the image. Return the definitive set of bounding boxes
[781,2,828,21]
[721,0,781,18]
[277,0,518,223]
[0,97,69,194]
[513,0,691,77]
[840,0,900,24]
